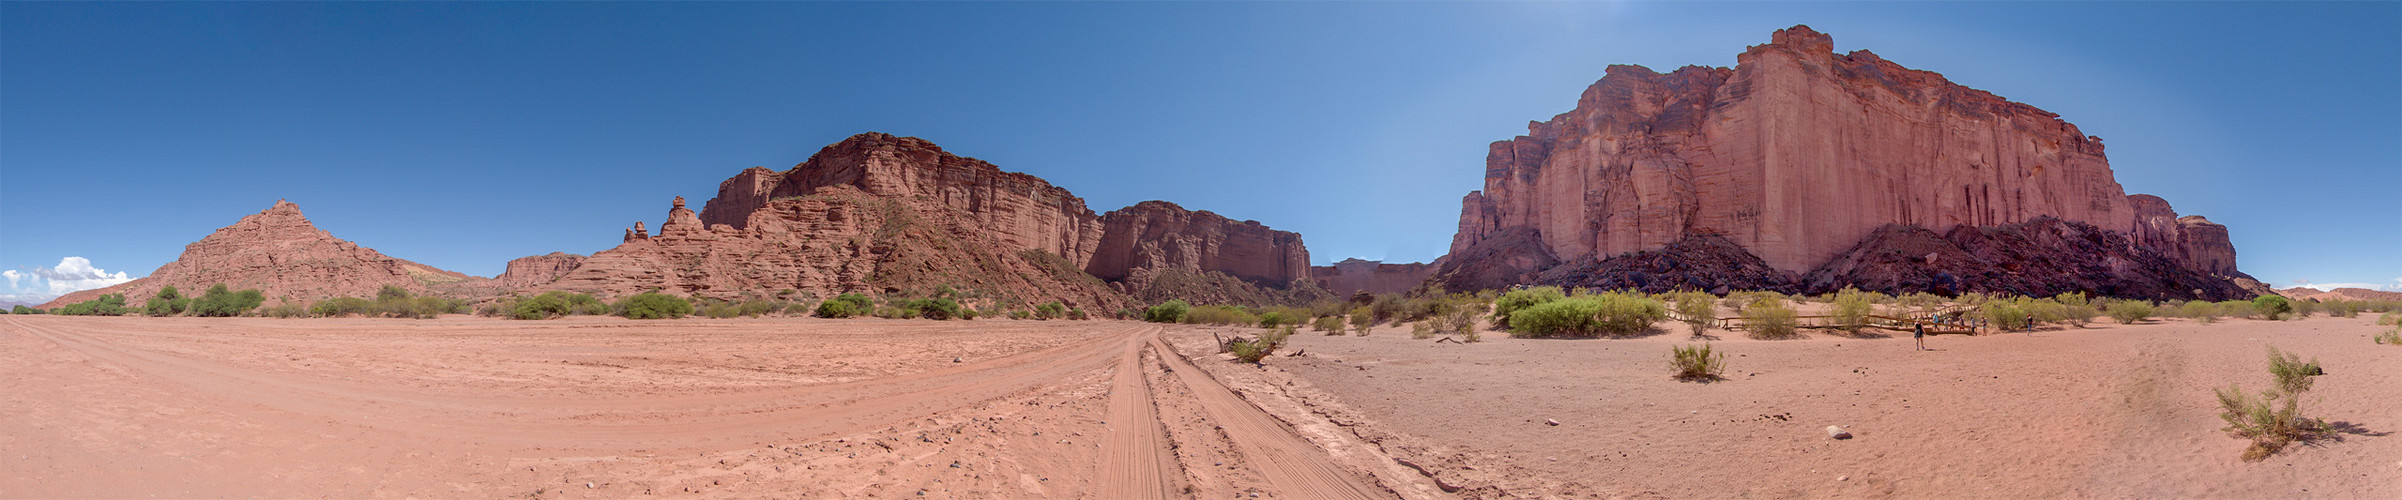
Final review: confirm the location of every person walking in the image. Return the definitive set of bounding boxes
[1914,322,1927,351]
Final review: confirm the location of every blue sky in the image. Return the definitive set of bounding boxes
[3,1,2396,303]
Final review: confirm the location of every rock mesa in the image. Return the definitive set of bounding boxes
[1436,25,2253,300]
[42,200,471,308]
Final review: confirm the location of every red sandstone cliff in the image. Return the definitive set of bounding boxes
[1437,25,2250,299]
[495,252,587,288]
[1310,259,1435,297]
[551,133,1314,306]
[43,201,472,309]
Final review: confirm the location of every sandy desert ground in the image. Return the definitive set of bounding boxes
[5,313,2396,499]
[1250,315,2402,498]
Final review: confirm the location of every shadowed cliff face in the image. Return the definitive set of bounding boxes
[541,133,1311,305]
[1437,25,2249,299]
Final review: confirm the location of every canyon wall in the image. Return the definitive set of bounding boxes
[1437,25,2249,299]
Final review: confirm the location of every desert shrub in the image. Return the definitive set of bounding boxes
[2252,295,2292,321]
[2292,299,2324,319]
[312,297,375,317]
[1034,301,1068,320]
[2373,328,2401,346]
[8,305,37,314]
[1828,288,1873,336]
[1311,315,1344,334]
[1230,326,1295,364]
[1895,292,1944,313]
[1981,301,2033,332]
[2106,300,2155,325]
[1144,299,1191,323]
[1671,292,1716,337]
[616,292,693,319]
[260,302,308,318]
[2052,292,2089,307]
[871,305,916,319]
[192,284,266,317]
[146,285,191,316]
[1508,293,1666,338]
[1185,305,1259,326]
[816,293,875,318]
[2380,311,2401,326]
[1348,306,1374,335]
[1671,343,1725,381]
[1257,310,1294,328]
[511,293,573,320]
[57,293,132,316]
[1436,306,1481,335]
[2181,301,2220,324]
[903,297,963,320]
[1410,321,1435,339]
[1489,286,1566,329]
[2213,347,2329,461]
[2026,299,2071,327]
[1742,298,1799,340]
[2331,300,2364,318]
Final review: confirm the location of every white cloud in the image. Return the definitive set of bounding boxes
[3,257,139,303]
[2290,280,2402,292]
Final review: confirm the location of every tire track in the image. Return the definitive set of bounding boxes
[1148,333,1384,499]
[1095,326,1177,499]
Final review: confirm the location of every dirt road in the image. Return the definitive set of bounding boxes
[0,316,1403,498]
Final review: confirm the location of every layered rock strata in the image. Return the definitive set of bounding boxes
[495,252,587,288]
[43,201,471,308]
[1309,258,1436,297]
[1436,25,2251,299]
[550,133,1313,306]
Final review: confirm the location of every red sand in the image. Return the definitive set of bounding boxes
[7,313,2395,498]
[1251,315,2402,498]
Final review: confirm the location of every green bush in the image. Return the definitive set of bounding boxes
[1144,299,1191,323]
[312,297,376,317]
[1828,288,1873,336]
[1348,306,1374,335]
[2252,295,2292,321]
[2107,300,2155,325]
[617,292,693,319]
[146,286,191,316]
[192,284,266,317]
[2373,328,2400,346]
[2183,301,2221,324]
[1258,310,1295,328]
[1035,301,1068,320]
[2289,299,2321,319]
[8,305,38,315]
[1489,286,1566,330]
[511,294,570,320]
[1409,321,1435,339]
[904,297,963,320]
[57,293,132,316]
[816,293,875,318]
[1671,292,1716,337]
[1509,293,1666,338]
[1311,315,1344,334]
[1981,301,2033,332]
[2380,311,2401,326]
[1185,305,1259,327]
[1671,343,1725,381]
[1742,298,1799,340]
[2213,347,2328,461]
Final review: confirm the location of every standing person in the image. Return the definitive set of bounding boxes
[1914,322,1927,351]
